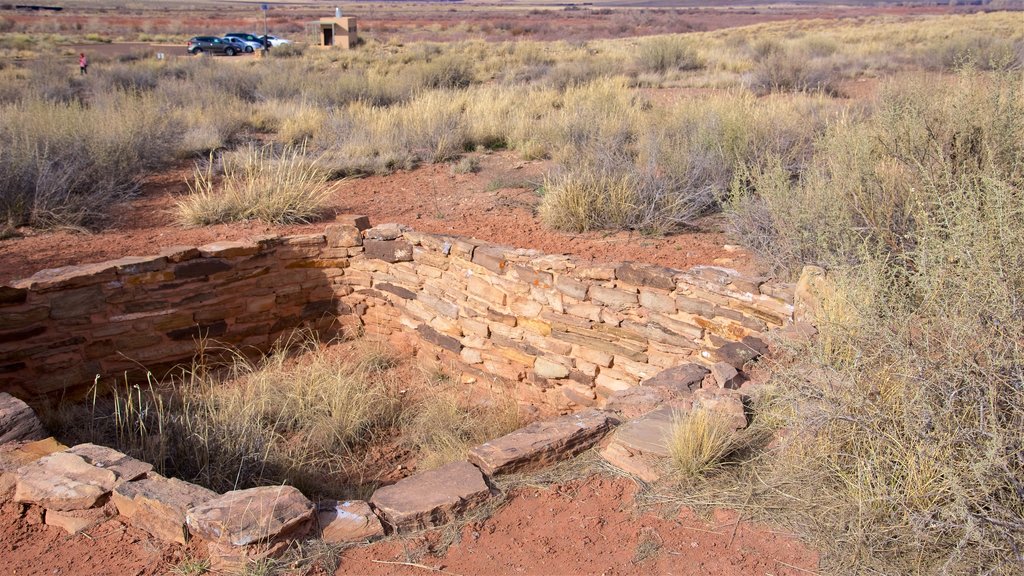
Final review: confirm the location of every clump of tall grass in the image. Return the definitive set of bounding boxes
[634,35,704,74]
[724,69,1024,573]
[404,377,520,471]
[539,82,837,233]
[47,336,523,499]
[669,410,739,478]
[744,41,842,96]
[0,91,178,229]
[176,143,334,226]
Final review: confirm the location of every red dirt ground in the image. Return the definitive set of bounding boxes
[0,500,195,576]
[0,475,818,575]
[339,475,818,576]
[0,151,756,285]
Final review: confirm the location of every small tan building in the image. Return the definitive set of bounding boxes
[312,16,358,49]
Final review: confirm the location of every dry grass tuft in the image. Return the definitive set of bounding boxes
[176,143,334,226]
[47,334,522,500]
[668,410,740,478]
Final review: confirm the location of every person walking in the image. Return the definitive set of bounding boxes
[79,53,88,75]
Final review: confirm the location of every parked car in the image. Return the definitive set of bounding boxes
[263,35,292,47]
[224,32,268,49]
[224,36,261,53]
[187,36,238,56]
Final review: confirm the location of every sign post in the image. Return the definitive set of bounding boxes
[261,4,269,53]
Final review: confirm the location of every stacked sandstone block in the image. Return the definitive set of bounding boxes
[347,224,794,411]
[0,215,792,412]
[0,216,370,399]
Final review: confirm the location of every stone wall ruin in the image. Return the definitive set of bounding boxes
[0,216,793,409]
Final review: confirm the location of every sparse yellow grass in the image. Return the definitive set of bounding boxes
[176,143,333,226]
[668,409,739,478]
[48,335,523,499]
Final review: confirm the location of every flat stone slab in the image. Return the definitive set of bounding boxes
[641,363,709,396]
[15,452,118,511]
[604,387,677,420]
[0,393,46,444]
[114,475,218,544]
[370,461,490,532]
[611,406,677,458]
[186,485,314,546]
[317,500,384,544]
[0,437,68,473]
[67,443,153,485]
[599,406,680,483]
[468,409,614,475]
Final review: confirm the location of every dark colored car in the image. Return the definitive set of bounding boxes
[224,32,268,49]
[187,36,238,56]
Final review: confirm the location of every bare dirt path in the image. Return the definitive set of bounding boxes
[0,151,755,284]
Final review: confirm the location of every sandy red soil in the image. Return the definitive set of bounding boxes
[0,500,194,576]
[0,476,817,575]
[0,151,755,285]
[340,475,818,575]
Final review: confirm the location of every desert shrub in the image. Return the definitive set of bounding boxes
[745,45,841,96]
[0,91,178,228]
[414,53,474,90]
[253,99,326,144]
[269,42,305,59]
[100,61,160,92]
[157,79,251,156]
[724,70,1024,573]
[634,35,704,74]
[176,143,333,226]
[450,156,480,175]
[669,410,739,478]
[922,33,1023,72]
[540,82,835,233]
[313,90,467,175]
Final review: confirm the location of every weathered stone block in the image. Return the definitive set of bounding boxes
[114,475,217,544]
[173,258,232,279]
[534,357,570,380]
[0,393,46,444]
[198,241,260,259]
[67,443,152,484]
[186,485,314,546]
[642,363,709,396]
[15,452,118,511]
[365,223,406,241]
[639,289,676,314]
[692,388,748,430]
[554,275,588,300]
[471,247,508,275]
[334,214,371,230]
[511,265,553,288]
[364,240,414,263]
[370,461,490,532]
[318,500,384,544]
[615,263,675,291]
[416,324,462,354]
[45,503,115,535]
[589,286,638,308]
[469,409,614,475]
[324,224,363,248]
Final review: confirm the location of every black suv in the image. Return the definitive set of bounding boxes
[224,32,268,49]
[187,36,238,56]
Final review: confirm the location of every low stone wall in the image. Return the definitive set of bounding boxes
[0,217,794,408]
[351,225,793,410]
[0,217,370,398]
